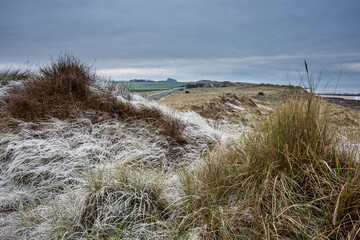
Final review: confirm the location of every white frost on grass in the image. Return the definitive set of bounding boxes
[226,101,245,111]
[121,92,240,145]
[0,82,243,239]
[0,80,24,107]
[0,115,223,194]
[336,134,360,163]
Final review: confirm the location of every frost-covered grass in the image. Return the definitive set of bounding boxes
[0,62,239,238]
[0,111,236,239]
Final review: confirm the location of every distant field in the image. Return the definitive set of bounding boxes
[116,81,196,91]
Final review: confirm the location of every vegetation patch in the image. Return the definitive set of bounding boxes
[4,55,186,144]
[72,166,171,238]
[178,93,360,239]
[10,165,173,239]
[0,68,31,86]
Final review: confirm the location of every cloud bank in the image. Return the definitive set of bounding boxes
[0,0,359,89]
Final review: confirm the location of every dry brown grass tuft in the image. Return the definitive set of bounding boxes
[5,55,95,120]
[4,55,186,144]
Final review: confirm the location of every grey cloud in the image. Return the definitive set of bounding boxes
[0,0,359,90]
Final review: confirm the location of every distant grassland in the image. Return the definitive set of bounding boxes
[117,81,196,91]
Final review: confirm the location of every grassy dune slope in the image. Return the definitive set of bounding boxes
[0,56,359,239]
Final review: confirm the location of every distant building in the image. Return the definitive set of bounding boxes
[166,78,177,82]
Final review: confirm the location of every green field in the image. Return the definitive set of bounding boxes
[117,81,196,91]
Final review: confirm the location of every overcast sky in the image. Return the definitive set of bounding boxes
[1,0,359,90]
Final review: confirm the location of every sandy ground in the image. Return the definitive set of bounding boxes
[157,84,299,127]
[157,84,294,109]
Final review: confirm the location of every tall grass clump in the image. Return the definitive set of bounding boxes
[76,167,169,237]
[248,91,331,174]
[0,68,31,85]
[178,148,250,239]
[5,55,96,120]
[179,90,360,239]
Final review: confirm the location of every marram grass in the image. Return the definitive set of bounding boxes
[179,93,360,239]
